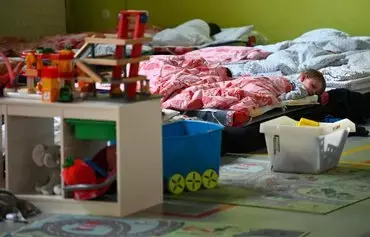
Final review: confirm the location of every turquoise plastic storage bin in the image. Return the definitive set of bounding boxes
[162,120,224,180]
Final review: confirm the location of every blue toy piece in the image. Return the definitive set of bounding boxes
[140,13,148,23]
[162,120,224,194]
[84,158,108,178]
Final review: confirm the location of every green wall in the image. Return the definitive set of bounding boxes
[66,0,127,33]
[1,0,66,40]
[68,0,370,42]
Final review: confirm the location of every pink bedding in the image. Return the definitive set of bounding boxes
[0,33,96,57]
[140,46,292,126]
[0,25,162,57]
[183,46,271,63]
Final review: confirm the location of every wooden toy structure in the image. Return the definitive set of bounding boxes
[22,48,59,93]
[3,11,152,103]
[75,10,152,101]
[4,48,76,102]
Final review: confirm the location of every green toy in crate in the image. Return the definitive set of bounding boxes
[66,119,116,140]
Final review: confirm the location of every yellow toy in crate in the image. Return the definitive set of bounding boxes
[296,118,320,127]
[260,116,356,174]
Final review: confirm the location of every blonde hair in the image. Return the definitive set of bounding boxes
[303,69,326,94]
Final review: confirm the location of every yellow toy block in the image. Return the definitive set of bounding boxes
[296,118,320,127]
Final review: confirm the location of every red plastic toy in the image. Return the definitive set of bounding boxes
[111,10,147,100]
[63,145,117,200]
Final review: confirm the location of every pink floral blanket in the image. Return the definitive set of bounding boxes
[139,46,291,126]
[183,46,271,63]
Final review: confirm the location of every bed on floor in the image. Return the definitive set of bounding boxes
[86,19,266,57]
[0,33,91,57]
[137,28,370,153]
[148,19,267,55]
[0,19,266,68]
[225,29,370,93]
[139,45,320,126]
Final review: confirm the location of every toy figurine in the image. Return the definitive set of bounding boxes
[32,144,62,196]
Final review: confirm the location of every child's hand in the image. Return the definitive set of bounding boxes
[320,92,329,105]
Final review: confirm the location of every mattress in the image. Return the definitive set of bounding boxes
[220,104,326,154]
[182,95,319,127]
[220,77,370,154]
[185,105,314,128]
[326,76,370,93]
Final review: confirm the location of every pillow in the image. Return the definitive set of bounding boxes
[294,28,350,43]
[152,19,213,46]
[212,25,254,42]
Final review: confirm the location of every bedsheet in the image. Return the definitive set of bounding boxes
[320,50,370,82]
[91,27,264,57]
[0,33,95,57]
[0,58,21,76]
[0,37,26,56]
[183,46,271,64]
[326,76,370,92]
[139,47,293,126]
[175,95,318,126]
[225,28,370,91]
[149,25,262,56]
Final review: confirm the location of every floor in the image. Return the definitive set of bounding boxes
[2,130,370,237]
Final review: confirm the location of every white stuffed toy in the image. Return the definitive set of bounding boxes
[32,144,61,195]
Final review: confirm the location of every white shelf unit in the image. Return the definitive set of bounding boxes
[2,98,163,217]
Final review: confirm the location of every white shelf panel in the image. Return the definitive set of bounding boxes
[2,97,163,217]
[63,107,118,121]
[0,105,5,115]
[7,104,61,118]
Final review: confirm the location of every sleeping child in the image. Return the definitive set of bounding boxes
[279,69,326,101]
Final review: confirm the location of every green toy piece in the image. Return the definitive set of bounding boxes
[36,47,55,54]
[59,86,73,102]
[63,156,74,168]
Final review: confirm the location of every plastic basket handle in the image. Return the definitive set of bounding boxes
[0,52,15,81]
[63,173,116,191]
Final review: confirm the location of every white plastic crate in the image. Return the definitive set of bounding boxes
[259,116,356,174]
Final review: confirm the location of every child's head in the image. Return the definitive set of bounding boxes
[300,69,326,96]
[207,23,221,37]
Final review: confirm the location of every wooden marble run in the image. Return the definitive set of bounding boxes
[75,10,152,101]
[2,10,152,102]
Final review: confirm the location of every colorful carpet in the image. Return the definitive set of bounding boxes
[161,201,234,219]
[167,157,370,214]
[10,214,309,237]
[140,199,234,219]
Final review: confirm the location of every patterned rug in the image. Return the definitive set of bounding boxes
[10,214,308,237]
[167,157,370,214]
[160,201,234,219]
